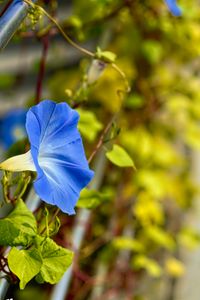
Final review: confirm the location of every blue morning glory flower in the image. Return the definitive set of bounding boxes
[0,100,94,215]
[164,0,182,16]
[0,108,27,149]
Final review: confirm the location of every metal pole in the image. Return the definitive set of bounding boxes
[0,1,38,296]
[0,0,34,50]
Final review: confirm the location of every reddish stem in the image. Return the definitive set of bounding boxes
[35,35,49,103]
[88,115,116,164]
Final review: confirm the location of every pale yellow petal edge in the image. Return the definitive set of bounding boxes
[0,151,36,172]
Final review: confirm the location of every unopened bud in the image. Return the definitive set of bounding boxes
[87,59,106,84]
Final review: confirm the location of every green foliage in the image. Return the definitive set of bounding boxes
[106,144,135,168]
[8,248,42,290]
[0,199,37,247]
[134,192,164,226]
[37,207,61,238]
[112,237,145,252]
[141,40,163,65]
[124,94,145,109]
[77,109,103,142]
[145,226,176,251]
[95,47,117,63]
[76,188,109,209]
[8,236,73,289]
[34,236,73,284]
[0,200,73,289]
[132,255,162,278]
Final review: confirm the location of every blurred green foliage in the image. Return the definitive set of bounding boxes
[58,0,200,297]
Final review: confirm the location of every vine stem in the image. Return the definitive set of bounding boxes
[40,207,60,235]
[23,0,94,57]
[111,63,131,93]
[23,0,130,92]
[88,115,117,164]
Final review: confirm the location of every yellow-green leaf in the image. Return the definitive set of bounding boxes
[132,255,162,277]
[35,236,73,284]
[76,188,109,209]
[77,109,103,142]
[106,145,135,168]
[8,247,42,289]
[113,237,145,252]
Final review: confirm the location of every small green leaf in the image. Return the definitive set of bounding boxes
[113,237,145,252]
[145,226,175,250]
[76,188,109,209]
[8,247,42,289]
[106,145,135,168]
[132,255,162,277]
[142,40,162,65]
[77,109,103,142]
[0,199,37,246]
[95,47,117,63]
[35,236,73,284]
[125,94,145,109]
[48,216,61,237]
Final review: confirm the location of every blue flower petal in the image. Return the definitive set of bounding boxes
[26,100,94,214]
[164,0,182,16]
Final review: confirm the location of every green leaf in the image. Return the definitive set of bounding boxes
[125,94,145,109]
[95,47,117,63]
[142,40,162,64]
[76,188,109,209]
[106,145,135,168]
[35,236,73,284]
[112,237,145,252]
[132,255,162,277]
[145,226,176,250]
[38,208,61,238]
[0,199,37,246]
[8,247,42,289]
[77,109,103,142]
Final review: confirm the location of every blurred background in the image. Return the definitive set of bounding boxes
[1,0,200,299]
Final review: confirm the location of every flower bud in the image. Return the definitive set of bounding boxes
[87,59,106,84]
